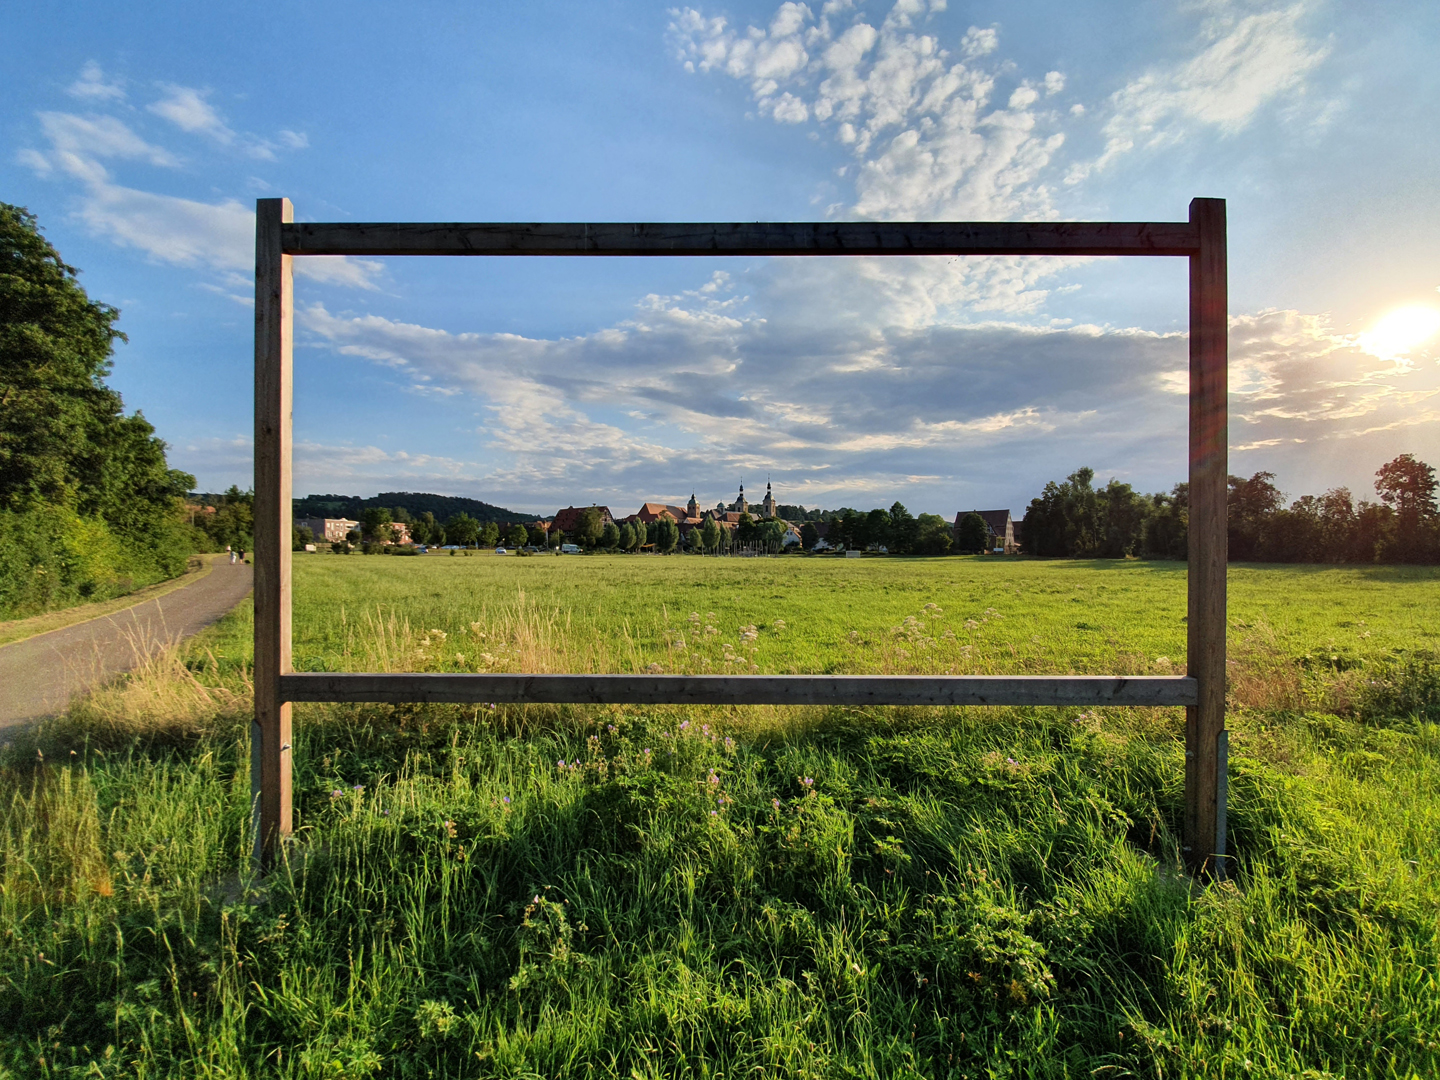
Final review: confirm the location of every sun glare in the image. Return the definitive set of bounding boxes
[1358,304,1440,360]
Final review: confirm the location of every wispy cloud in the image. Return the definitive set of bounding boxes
[20,70,373,290]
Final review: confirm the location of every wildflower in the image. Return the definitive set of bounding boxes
[680,720,690,730]
[607,724,618,733]
[381,810,390,816]
[643,748,652,757]
[801,776,814,788]
[352,784,364,792]
[724,737,735,750]
[710,810,718,816]
[455,654,465,664]
[330,789,344,800]
[502,796,511,805]
[646,662,663,674]
[445,820,458,838]
[773,798,781,810]
[1007,757,1017,766]
[964,619,979,630]
[431,629,447,640]
[773,619,786,629]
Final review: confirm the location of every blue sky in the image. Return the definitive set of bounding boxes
[5,0,1439,518]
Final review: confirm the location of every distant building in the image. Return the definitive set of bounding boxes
[715,481,779,520]
[296,516,360,543]
[953,509,1017,553]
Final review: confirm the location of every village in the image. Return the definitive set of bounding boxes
[294,481,1021,555]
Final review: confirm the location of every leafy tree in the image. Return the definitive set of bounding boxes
[654,517,680,553]
[700,518,721,553]
[1228,472,1283,561]
[955,512,990,554]
[575,508,606,549]
[617,522,636,551]
[391,506,413,525]
[888,502,919,554]
[600,521,621,550]
[548,527,566,549]
[479,521,500,548]
[865,508,892,550]
[361,506,393,541]
[799,522,818,550]
[0,203,195,614]
[505,523,527,549]
[1376,453,1438,563]
[528,524,547,547]
[1140,484,1188,560]
[915,513,952,556]
[292,525,314,550]
[445,513,479,547]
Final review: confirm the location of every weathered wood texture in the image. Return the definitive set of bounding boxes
[253,198,294,866]
[282,221,1201,258]
[280,673,1198,708]
[1185,197,1228,875]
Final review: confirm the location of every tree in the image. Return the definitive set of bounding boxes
[758,520,785,551]
[889,502,919,554]
[617,522,636,551]
[505,523,527,549]
[1376,454,1438,563]
[600,521,621,550]
[956,512,990,554]
[575,508,606,549]
[549,527,566,549]
[361,506,393,541]
[865,508,892,551]
[445,513,479,547]
[1228,472,1283,561]
[799,522,818,550]
[915,513,952,556]
[528,524,547,547]
[292,525,314,550]
[701,518,721,553]
[654,517,679,553]
[0,203,194,614]
[479,521,500,548]
[1140,483,1188,560]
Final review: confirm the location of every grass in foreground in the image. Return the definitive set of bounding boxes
[2,558,1439,1078]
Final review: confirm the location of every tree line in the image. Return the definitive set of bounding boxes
[0,204,196,619]
[1021,455,1440,563]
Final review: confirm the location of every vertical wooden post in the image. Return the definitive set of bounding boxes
[1185,197,1227,875]
[254,198,293,866]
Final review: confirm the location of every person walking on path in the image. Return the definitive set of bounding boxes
[228,545,236,565]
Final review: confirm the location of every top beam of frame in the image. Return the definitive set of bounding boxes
[281,220,1201,258]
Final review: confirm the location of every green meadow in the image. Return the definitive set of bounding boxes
[3,555,1439,1078]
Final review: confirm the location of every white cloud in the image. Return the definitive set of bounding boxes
[67,61,125,102]
[1066,4,1329,183]
[22,106,380,290]
[147,84,235,142]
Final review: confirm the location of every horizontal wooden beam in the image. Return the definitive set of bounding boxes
[280,672,1197,708]
[281,221,1200,259]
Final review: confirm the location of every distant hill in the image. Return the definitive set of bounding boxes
[291,492,536,524]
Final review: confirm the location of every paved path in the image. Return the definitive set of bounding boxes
[0,561,253,728]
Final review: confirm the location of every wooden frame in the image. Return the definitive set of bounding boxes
[255,198,1227,875]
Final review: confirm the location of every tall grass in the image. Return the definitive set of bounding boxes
[2,562,1439,1077]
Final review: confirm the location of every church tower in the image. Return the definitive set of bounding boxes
[734,483,748,515]
[687,492,698,518]
[763,481,776,520]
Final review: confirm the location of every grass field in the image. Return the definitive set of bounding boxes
[3,554,1439,1078]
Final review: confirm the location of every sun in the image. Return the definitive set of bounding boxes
[1358,304,1440,360]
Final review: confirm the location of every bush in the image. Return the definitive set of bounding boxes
[0,505,188,619]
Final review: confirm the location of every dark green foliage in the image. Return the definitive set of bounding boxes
[0,204,194,616]
[505,523,528,549]
[955,512,990,554]
[293,491,527,527]
[915,512,953,556]
[1022,457,1440,563]
[444,513,479,547]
